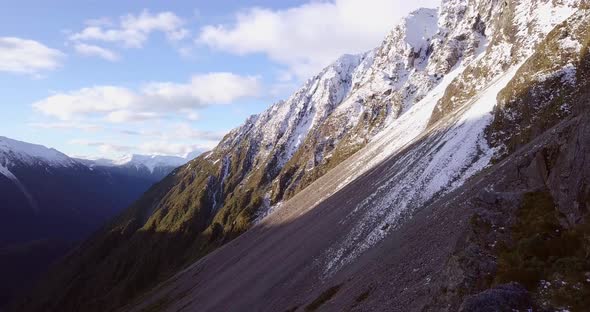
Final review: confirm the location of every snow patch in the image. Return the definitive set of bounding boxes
[323,64,523,277]
[537,63,577,85]
[0,162,38,213]
[0,136,75,167]
[560,36,582,52]
[513,0,577,56]
[401,8,439,49]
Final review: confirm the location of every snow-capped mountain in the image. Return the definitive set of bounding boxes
[19,1,590,312]
[0,136,189,308]
[0,136,76,168]
[81,154,187,170]
[0,135,187,245]
[78,153,189,182]
[111,154,187,170]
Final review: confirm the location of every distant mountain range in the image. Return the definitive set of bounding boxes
[0,136,197,308]
[76,153,189,182]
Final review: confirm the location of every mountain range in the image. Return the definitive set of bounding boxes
[0,136,191,308]
[8,0,590,311]
[76,153,189,182]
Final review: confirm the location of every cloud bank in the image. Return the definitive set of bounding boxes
[33,72,261,122]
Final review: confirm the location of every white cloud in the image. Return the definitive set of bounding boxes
[70,138,214,158]
[138,141,211,156]
[33,86,136,120]
[32,73,261,122]
[70,140,136,156]
[198,0,440,79]
[0,37,65,75]
[70,10,189,48]
[74,43,119,61]
[141,72,261,106]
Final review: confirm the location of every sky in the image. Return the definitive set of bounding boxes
[0,0,440,160]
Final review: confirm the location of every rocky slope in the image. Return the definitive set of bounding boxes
[16,1,589,311]
[126,6,590,312]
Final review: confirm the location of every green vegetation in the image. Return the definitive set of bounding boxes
[489,12,590,159]
[495,191,590,311]
[305,284,343,311]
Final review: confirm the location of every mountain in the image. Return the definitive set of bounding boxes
[0,136,184,246]
[77,154,189,182]
[0,136,186,308]
[17,1,590,311]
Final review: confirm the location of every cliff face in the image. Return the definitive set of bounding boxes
[17,1,590,312]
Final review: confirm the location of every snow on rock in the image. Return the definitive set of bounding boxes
[0,137,52,211]
[228,51,373,168]
[559,36,583,53]
[402,8,439,50]
[323,63,523,277]
[513,0,579,57]
[0,136,76,168]
[318,0,583,276]
[252,3,498,222]
[336,61,468,192]
[537,63,578,86]
[0,162,18,183]
[0,162,38,212]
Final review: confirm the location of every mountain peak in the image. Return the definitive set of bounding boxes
[399,7,439,49]
[0,136,75,167]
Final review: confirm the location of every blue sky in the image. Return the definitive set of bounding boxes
[0,0,439,159]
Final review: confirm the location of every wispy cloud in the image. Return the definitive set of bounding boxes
[0,37,65,75]
[70,9,189,48]
[73,43,119,61]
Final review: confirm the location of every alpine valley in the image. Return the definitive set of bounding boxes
[10,0,590,311]
[0,136,188,309]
